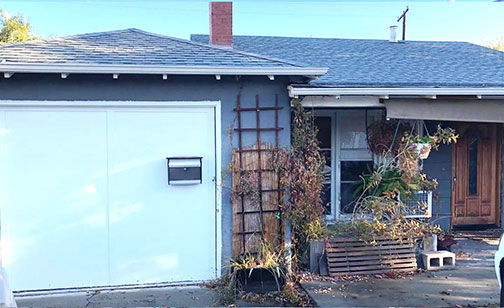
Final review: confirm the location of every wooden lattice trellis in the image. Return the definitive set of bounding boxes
[231,94,285,257]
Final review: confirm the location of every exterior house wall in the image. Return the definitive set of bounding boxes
[423,120,454,230]
[422,142,452,230]
[0,73,293,271]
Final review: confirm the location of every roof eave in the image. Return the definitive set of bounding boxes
[0,63,328,77]
[288,86,504,97]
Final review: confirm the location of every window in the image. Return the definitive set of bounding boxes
[468,135,478,196]
[314,109,384,220]
[339,111,369,150]
[337,110,375,217]
[340,161,373,214]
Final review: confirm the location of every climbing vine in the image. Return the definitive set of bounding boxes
[275,100,327,267]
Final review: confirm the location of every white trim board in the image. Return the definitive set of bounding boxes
[0,100,219,108]
[213,101,222,278]
[0,63,328,77]
[289,86,504,97]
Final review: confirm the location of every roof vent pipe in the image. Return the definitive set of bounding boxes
[389,25,398,43]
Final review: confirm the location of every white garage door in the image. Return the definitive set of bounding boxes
[0,102,219,291]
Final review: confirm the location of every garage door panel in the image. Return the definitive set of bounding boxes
[0,110,110,290]
[0,104,218,290]
[108,109,216,285]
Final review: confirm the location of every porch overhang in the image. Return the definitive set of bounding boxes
[384,99,504,123]
[290,86,504,123]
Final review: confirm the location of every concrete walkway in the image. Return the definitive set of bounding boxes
[301,237,500,307]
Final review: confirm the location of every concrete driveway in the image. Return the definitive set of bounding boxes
[13,236,501,307]
[15,285,218,307]
[301,236,500,307]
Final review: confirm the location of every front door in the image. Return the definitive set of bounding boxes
[452,123,502,226]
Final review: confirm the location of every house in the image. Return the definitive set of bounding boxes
[0,3,326,291]
[193,21,504,231]
[0,0,503,292]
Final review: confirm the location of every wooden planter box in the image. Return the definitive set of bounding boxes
[235,267,286,293]
[326,237,417,276]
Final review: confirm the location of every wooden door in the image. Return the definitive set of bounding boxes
[452,123,502,226]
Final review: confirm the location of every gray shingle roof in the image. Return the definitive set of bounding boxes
[0,29,303,68]
[191,34,504,88]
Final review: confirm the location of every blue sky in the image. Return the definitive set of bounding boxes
[1,0,503,45]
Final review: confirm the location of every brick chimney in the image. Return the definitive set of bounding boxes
[209,2,232,46]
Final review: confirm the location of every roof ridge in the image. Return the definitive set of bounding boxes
[191,33,475,44]
[463,41,504,54]
[128,28,305,67]
[0,28,136,49]
[0,35,52,48]
[36,28,138,43]
[59,28,137,39]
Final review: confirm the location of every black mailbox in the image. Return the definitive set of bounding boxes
[166,156,203,185]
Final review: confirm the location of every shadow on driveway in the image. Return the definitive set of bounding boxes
[301,237,500,307]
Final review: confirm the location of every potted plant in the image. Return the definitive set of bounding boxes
[366,119,410,156]
[410,135,433,159]
[406,125,459,160]
[230,240,287,294]
[353,165,419,200]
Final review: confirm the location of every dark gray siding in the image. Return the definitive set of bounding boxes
[423,123,452,230]
[0,73,293,271]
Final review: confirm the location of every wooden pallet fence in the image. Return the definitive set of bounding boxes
[326,237,417,276]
